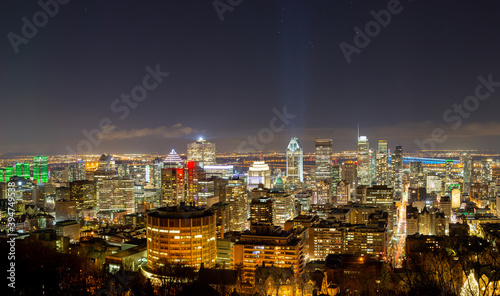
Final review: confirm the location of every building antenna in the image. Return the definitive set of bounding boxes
[357,123,359,140]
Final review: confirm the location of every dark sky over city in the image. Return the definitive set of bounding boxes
[2,0,500,154]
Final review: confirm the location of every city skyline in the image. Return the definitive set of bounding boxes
[2,1,500,154]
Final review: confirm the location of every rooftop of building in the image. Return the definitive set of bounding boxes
[147,205,213,219]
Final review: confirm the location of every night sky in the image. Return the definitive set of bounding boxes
[2,0,500,154]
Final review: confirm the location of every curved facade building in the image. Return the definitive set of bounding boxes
[146,205,216,271]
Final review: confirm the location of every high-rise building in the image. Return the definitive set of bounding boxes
[146,205,216,271]
[223,178,248,232]
[250,197,273,224]
[393,145,403,198]
[33,156,48,183]
[75,159,86,181]
[232,224,305,287]
[160,168,185,207]
[341,161,357,187]
[357,136,370,185]
[462,153,473,193]
[336,180,351,205]
[187,139,216,166]
[409,162,424,188]
[481,159,493,183]
[271,191,295,227]
[164,149,183,168]
[248,161,271,189]
[286,137,303,184]
[375,141,388,185]
[70,180,96,213]
[98,178,135,214]
[98,154,116,171]
[15,163,30,179]
[315,139,332,183]
[332,165,341,196]
[451,188,461,208]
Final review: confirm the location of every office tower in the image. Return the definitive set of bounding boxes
[33,156,49,183]
[74,159,86,181]
[185,161,206,205]
[248,161,271,189]
[481,159,493,183]
[151,157,164,190]
[250,197,273,224]
[440,196,451,235]
[286,137,303,184]
[210,202,230,238]
[369,150,377,185]
[336,180,351,205]
[271,192,295,227]
[341,161,357,187]
[187,138,216,166]
[160,167,185,207]
[164,149,183,168]
[98,154,116,171]
[146,205,216,271]
[69,180,96,213]
[232,224,305,286]
[444,160,454,193]
[409,162,424,188]
[315,139,332,183]
[98,178,135,213]
[375,141,388,185]
[316,180,331,205]
[223,178,248,232]
[0,167,13,182]
[15,163,30,179]
[462,153,473,193]
[393,145,403,198]
[357,136,370,185]
[198,179,217,207]
[116,162,130,178]
[332,165,341,196]
[451,188,461,208]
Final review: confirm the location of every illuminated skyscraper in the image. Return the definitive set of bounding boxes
[75,159,86,181]
[160,167,185,207]
[15,163,30,179]
[286,137,303,184]
[331,165,341,196]
[164,149,183,168]
[393,145,403,198]
[315,139,332,183]
[98,177,135,213]
[248,161,271,189]
[146,206,216,271]
[33,156,48,183]
[481,159,493,183]
[187,139,216,166]
[357,136,370,185]
[375,141,388,185]
[462,153,473,193]
[223,178,248,232]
